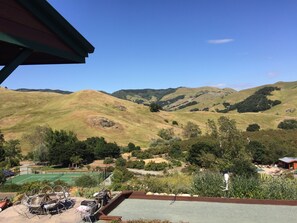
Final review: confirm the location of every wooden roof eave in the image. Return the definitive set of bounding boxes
[17,0,95,58]
[0,33,85,64]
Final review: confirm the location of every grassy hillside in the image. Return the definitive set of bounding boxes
[112,82,297,115]
[112,86,236,111]
[159,87,235,111]
[0,82,296,153]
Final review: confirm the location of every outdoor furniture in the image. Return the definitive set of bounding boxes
[77,200,99,223]
[14,185,74,218]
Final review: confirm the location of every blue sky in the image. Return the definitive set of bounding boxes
[2,0,297,93]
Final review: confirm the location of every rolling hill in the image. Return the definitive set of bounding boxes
[112,81,297,115]
[0,81,296,153]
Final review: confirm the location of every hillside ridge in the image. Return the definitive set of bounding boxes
[0,81,296,152]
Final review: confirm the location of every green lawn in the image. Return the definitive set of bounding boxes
[5,172,105,185]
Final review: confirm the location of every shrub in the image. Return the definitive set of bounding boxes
[106,166,115,173]
[259,177,297,200]
[126,160,145,169]
[21,180,51,194]
[230,158,257,177]
[149,103,162,112]
[122,143,141,153]
[103,157,114,164]
[168,145,182,159]
[229,176,261,199]
[144,162,168,171]
[158,128,174,140]
[75,175,98,188]
[131,150,153,159]
[115,157,127,167]
[126,173,192,194]
[192,171,223,197]
[172,120,178,126]
[0,183,21,192]
[192,171,297,200]
[246,123,260,132]
[170,159,182,167]
[182,122,201,139]
[111,167,133,190]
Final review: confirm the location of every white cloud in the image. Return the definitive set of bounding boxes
[212,83,227,88]
[211,82,255,91]
[207,39,234,44]
[267,72,279,78]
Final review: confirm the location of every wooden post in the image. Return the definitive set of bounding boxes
[0,48,33,84]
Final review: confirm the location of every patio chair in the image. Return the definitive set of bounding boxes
[76,200,99,222]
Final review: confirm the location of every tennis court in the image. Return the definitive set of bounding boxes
[5,172,106,185]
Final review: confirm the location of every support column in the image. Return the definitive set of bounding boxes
[0,48,33,84]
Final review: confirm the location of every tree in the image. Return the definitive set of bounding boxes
[183,122,201,139]
[246,141,268,164]
[23,125,51,149]
[3,139,22,167]
[158,128,175,140]
[168,145,182,159]
[246,123,260,132]
[46,129,78,166]
[0,169,6,185]
[189,117,256,176]
[72,141,94,164]
[0,130,5,162]
[206,119,219,138]
[149,102,162,112]
[95,142,120,159]
[70,155,83,168]
[33,144,49,162]
[277,119,297,130]
[230,158,257,177]
[217,116,254,173]
[187,138,220,167]
[84,137,107,159]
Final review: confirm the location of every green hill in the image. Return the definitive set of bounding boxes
[0,81,296,153]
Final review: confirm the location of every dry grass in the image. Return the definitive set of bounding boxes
[0,82,296,153]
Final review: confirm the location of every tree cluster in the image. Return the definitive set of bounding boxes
[244,129,297,164]
[277,119,297,130]
[217,86,281,113]
[24,126,121,167]
[187,117,256,177]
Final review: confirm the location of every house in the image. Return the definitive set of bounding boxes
[278,157,297,170]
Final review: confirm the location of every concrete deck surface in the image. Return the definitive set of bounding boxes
[0,197,88,223]
[108,198,297,223]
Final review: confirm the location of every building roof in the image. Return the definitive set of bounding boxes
[100,191,297,223]
[279,157,297,163]
[0,0,94,84]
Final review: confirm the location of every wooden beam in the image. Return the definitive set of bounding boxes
[0,48,33,84]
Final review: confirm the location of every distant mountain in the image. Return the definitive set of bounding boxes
[15,88,73,94]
